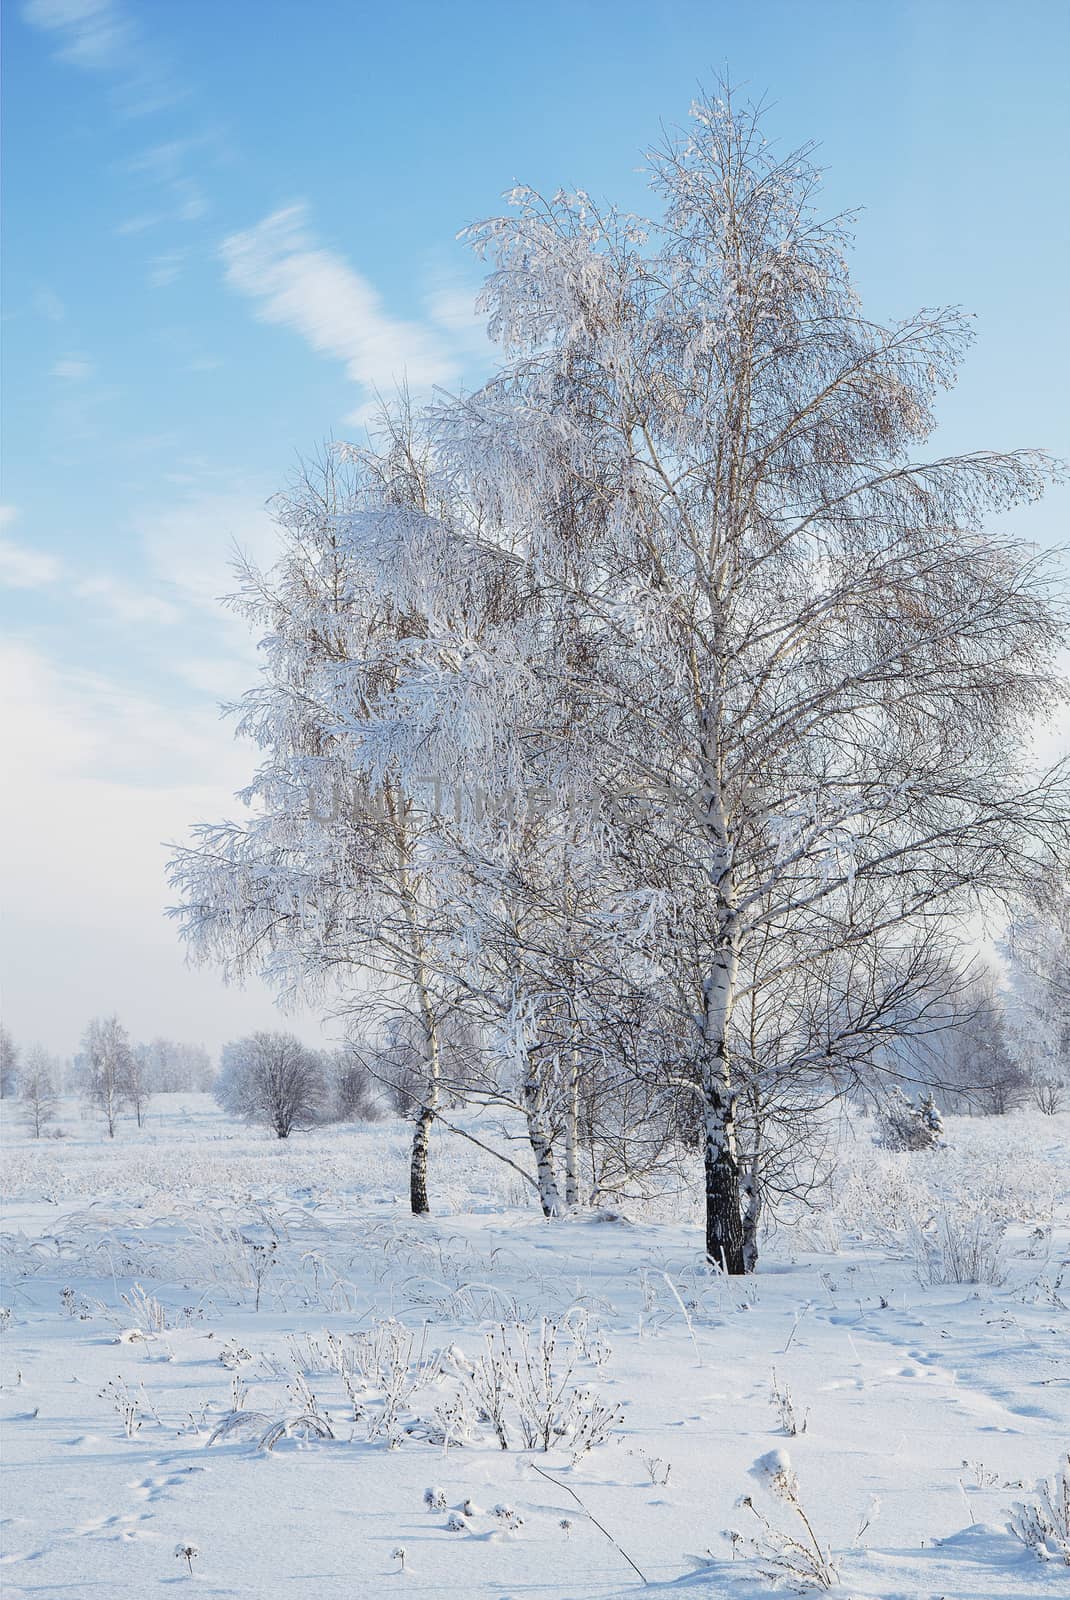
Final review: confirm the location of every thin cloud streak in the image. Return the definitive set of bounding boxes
[0,534,65,589]
[221,203,459,397]
[21,0,133,71]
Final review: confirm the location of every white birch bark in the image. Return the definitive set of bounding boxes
[522,1048,562,1217]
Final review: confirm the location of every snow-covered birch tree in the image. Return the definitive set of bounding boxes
[169,87,1068,1270]
[20,1046,58,1139]
[83,1015,133,1138]
[168,436,492,1213]
[430,87,1069,1270]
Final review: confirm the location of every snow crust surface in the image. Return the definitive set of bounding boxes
[2,1096,1068,1598]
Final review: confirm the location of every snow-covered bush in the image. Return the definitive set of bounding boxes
[100,1375,160,1438]
[909,1201,1007,1286]
[215,1033,326,1139]
[1009,1453,1070,1565]
[211,1036,323,1139]
[1028,1073,1067,1116]
[733,1449,840,1590]
[875,1088,944,1152]
[208,1372,336,1452]
[120,1282,168,1334]
[450,1319,622,1455]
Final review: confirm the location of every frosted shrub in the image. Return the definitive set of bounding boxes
[454,1319,622,1455]
[560,1306,612,1367]
[770,1368,808,1436]
[910,1201,1007,1286]
[218,1339,252,1369]
[428,1385,481,1453]
[208,1316,620,1462]
[100,1375,160,1438]
[813,1120,1056,1265]
[243,1237,279,1313]
[353,1320,438,1443]
[120,1282,168,1334]
[1009,1454,1070,1565]
[733,1450,840,1591]
[876,1089,944,1152]
[281,1319,440,1440]
[1029,1074,1066,1116]
[206,1407,274,1446]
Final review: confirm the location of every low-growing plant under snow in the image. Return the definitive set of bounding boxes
[1009,1453,1070,1565]
[732,1449,840,1591]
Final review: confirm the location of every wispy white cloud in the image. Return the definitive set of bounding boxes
[424,276,491,361]
[52,356,94,381]
[148,250,186,287]
[124,138,195,181]
[221,203,458,398]
[33,286,66,322]
[172,177,208,222]
[22,0,133,70]
[22,0,179,117]
[0,519,65,588]
[75,575,182,625]
[115,211,162,236]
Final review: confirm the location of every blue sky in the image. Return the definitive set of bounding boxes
[2,0,1068,1059]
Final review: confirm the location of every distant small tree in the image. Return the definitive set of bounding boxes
[0,1025,19,1098]
[136,1038,215,1093]
[82,1015,133,1137]
[1028,1074,1067,1116]
[1005,878,1070,1116]
[930,971,1029,1115]
[330,1047,379,1121]
[126,1047,151,1128]
[20,1046,58,1138]
[215,1031,325,1138]
[177,1041,215,1092]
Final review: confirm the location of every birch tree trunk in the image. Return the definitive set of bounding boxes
[741,1146,762,1274]
[564,1042,581,1208]
[409,971,441,1217]
[522,1049,562,1217]
[702,957,745,1274]
[409,1080,438,1215]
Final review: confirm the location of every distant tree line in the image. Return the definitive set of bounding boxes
[0,1020,214,1139]
[875,944,1069,1121]
[0,1018,393,1140]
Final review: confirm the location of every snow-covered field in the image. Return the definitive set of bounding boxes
[2,1096,1068,1598]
